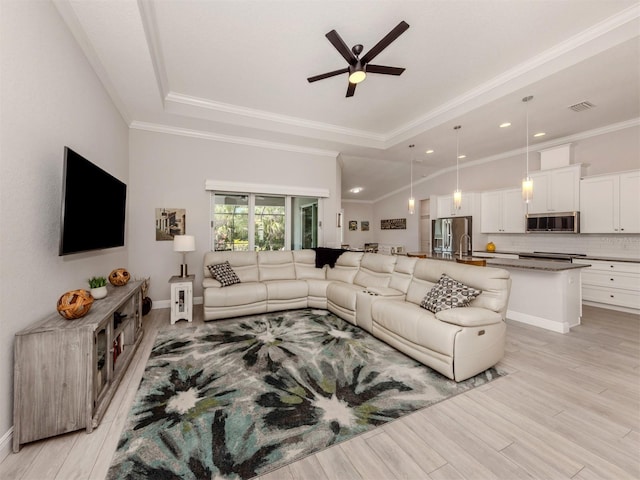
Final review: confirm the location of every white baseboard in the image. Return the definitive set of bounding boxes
[507,310,579,334]
[0,427,13,462]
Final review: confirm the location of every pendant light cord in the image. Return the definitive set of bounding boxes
[523,96,533,177]
[456,128,460,190]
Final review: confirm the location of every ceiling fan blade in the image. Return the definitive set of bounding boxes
[361,20,409,64]
[307,67,349,83]
[366,64,405,76]
[326,29,357,65]
[346,82,357,97]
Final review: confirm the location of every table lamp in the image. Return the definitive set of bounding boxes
[173,235,195,277]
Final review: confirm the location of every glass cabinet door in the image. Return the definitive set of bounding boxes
[94,323,108,404]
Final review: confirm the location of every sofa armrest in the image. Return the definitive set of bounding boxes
[365,286,404,298]
[203,278,222,288]
[435,307,502,327]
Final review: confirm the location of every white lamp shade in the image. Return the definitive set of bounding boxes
[173,235,195,252]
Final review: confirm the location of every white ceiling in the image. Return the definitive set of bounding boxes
[54,0,640,201]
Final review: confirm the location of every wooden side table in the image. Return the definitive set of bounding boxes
[169,275,194,324]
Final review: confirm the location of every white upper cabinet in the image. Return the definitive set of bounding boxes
[481,188,526,233]
[580,170,640,234]
[436,193,473,218]
[527,164,582,214]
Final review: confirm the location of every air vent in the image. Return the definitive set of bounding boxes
[568,101,596,112]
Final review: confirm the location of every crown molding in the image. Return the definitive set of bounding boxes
[385,4,640,147]
[371,117,640,203]
[129,121,340,158]
[164,92,385,144]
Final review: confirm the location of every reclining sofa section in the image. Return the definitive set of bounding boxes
[203,250,511,382]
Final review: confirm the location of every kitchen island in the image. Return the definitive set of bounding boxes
[485,258,589,334]
[411,252,589,333]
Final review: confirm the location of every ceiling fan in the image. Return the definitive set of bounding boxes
[307,21,410,97]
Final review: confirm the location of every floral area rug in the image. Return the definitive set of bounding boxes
[107,309,503,479]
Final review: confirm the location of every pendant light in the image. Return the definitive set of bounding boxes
[408,144,415,214]
[453,125,462,210]
[522,95,534,203]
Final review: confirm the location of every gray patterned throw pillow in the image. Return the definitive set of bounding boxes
[207,261,241,287]
[420,273,481,313]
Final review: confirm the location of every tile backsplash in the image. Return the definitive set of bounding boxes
[485,234,640,258]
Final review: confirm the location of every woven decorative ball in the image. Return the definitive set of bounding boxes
[109,268,130,286]
[57,289,94,320]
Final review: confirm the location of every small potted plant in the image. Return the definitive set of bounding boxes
[88,276,108,300]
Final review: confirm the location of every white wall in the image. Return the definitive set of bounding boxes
[366,125,640,256]
[341,202,374,248]
[0,0,129,452]
[128,129,339,301]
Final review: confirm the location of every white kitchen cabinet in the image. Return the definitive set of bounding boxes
[572,258,640,312]
[580,170,640,234]
[481,188,526,233]
[436,193,473,218]
[527,164,582,214]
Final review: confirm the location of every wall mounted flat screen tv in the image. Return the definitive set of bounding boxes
[59,147,127,255]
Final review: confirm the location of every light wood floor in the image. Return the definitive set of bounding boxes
[2,305,638,480]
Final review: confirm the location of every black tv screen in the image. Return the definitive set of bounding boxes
[59,147,127,255]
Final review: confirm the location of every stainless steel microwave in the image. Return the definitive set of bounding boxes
[526,212,580,233]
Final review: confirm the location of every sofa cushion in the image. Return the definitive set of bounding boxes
[420,274,481,313]
[258,251,295,281]
[204,251,259,283]
[372,300,459,357]
[293,249,326,279]
[326,282,362,311]
[265,280,308,300]
[207,261,241,287]
[326,251,363,284]
[353,252,396,288]
[203,282,267,307]
[389,256,418,294]
[435,307,502,327]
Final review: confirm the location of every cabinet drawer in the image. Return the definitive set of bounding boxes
[574,259,640,275]
[581,271,640,292]
[582,286,640,309]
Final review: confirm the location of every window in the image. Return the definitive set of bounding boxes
[212,194,249,251]
[212,193,320,251]
[254,196,285,251]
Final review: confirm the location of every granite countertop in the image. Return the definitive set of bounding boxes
[472,250,640,264]
[485,258,589,272]
[412,252,589,271]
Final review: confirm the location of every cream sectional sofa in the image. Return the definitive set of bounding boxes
[203,249,511,381]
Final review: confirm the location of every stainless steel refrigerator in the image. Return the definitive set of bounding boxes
[432,216,472,255]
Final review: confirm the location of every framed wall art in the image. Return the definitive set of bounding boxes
[155,208,186,240]
[380,218,406,230]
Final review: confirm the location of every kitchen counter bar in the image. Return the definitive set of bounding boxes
[409,251,586,334]
[472,250,640,264]
[412,252,589,271]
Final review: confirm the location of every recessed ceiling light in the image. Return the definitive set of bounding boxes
[425,149,434,154]
[499,122,511,128]
[534,132,546,137]
[349,187,363,193]
[457,154,466,159]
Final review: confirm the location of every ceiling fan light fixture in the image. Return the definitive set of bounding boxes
[348,64,367,84]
